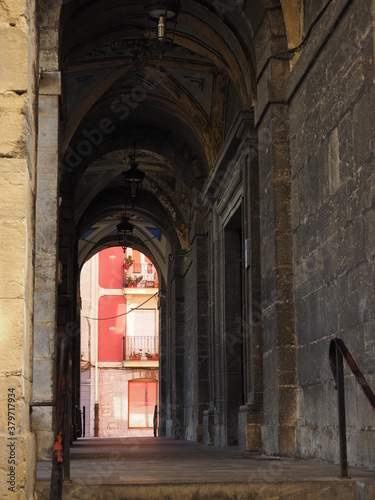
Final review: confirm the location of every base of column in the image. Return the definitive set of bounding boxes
[238,404,263,452]
[203,410,214,445]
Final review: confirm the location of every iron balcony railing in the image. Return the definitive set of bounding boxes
[123,335,159,361]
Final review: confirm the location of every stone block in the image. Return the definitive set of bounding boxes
[0,431,36,499]
[35,220,57,255]
[37,148,59,173]
[30,406,53,432]
[38,111,59,148]
[39,70,61,95]
[35,171,58,203]
[0,0,27,23]
[34,254,57,289]
[33,323,54,358]
[39,49,58,72]
[0,225,25,299]
[0,92,26,157]
[0,376,22,431]
[34,429,54,461]
[0,158,26,220]
[0,27,27,93]
[261,424,278,455]
[33,288,56,324]
[0,299,23,372]
[32,360,54,402]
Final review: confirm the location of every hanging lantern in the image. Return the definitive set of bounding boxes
[117,215,134,253]
[123,144,145,203]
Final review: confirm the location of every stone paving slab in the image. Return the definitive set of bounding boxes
[35,437,375,499]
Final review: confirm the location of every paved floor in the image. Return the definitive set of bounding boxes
[36,437,375,499]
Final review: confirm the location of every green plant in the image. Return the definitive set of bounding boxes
[126,276,135,285]
[124,255,134,266]
[135,275,143,284]
[145,351,158,359]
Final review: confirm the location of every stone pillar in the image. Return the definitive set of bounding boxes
[158,288,167,436]
[184,211,209,442]
[31,71,61,460]
[0,1,37,498]
[168,259,185,439]
[238,143,263,453]
[256,58,297,457]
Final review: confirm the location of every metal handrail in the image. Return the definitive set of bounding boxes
[50,337,70,500]
[329,338,375,478]
[153,405,158,437]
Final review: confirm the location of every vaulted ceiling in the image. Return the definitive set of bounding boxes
[58,0,264,276]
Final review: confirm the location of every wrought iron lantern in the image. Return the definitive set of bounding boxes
[117,215,134,253]
[123,143,145,203]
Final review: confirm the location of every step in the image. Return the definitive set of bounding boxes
[35,479,375,499]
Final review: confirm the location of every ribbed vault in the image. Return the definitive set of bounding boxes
[58,0,270,273]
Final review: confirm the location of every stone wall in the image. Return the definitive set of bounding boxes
[96,368,158,437]
[0,1,37,498]
[289,0,375,468]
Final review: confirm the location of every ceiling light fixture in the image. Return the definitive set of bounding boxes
[144,0,180,44]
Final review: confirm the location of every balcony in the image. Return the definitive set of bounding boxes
[122,336,159,367]
[123,262,158,289]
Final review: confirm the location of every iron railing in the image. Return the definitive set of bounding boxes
[123,335,159,360]
[153,405,158,437]
[50,337,70,500]
[329,338,375,478]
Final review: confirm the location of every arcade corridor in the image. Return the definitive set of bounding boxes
[1,1,375,498]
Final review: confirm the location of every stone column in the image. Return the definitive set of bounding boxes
[0,1,37,498]
[256,58,297,457]
[238,144,264,452]
[31,71,61,459]
[168,259,185,438]
[184,209,209,442]
[158,288,167,436]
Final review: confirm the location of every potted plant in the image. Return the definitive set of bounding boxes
[126,276,134,287]
[145,351,159,361]
[130,349,142,360]
[133,275,143,287]
[124,255,134,270]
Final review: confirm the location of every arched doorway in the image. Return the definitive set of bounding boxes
[80,246,160,438]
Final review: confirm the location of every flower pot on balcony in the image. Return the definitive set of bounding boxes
[125,264,130,270]
[130,356,141,361]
